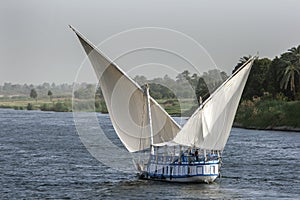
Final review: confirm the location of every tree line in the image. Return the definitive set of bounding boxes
[133,69,227,101]
[0,82,73,97]
[70,69,228,103]
[234,45,300,101]
[133,44,300,103]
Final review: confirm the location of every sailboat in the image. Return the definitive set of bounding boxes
[70,25,254,183]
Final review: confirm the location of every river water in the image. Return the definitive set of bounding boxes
[0,109,299,199]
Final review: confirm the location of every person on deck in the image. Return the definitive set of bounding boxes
[195,150,199,161]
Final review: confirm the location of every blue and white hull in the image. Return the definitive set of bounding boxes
[138,153,221,183]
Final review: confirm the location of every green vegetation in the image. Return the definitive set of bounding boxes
[0,98,72,112]
[40,100,71,112]
[27,103,33,110]
[238,45,300,101]
[157,99,181,116]
[232,45,300,130]
[235,98,300,130]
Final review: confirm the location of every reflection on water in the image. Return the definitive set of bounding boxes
[0,109,299,199]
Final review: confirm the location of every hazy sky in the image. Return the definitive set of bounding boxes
[1,0,300,85]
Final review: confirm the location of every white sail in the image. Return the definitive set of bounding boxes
[71,26,181,152]
[171,59,254,150]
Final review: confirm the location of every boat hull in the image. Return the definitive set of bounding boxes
[139,173,218,183]
[139,160,220,183]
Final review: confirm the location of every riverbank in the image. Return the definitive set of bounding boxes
[233,123,300,132]
[234,99,300,131]
[1,98,299,131]
[0,98,191,114]
[0,98,72,112]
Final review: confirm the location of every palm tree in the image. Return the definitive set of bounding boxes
[280,62,300,97]
[288,45,300,91]
[288,45,300,65]
[232,55,252,74]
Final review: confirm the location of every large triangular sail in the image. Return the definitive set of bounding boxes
[170,58,254,150]
[70,26,181,152]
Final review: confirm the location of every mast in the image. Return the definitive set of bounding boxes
[145,84,154,154]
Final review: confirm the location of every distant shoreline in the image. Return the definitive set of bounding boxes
[1,107,299,132]
[233,123,300,132]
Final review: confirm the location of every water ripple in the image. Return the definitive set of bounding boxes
[0,109,299,199]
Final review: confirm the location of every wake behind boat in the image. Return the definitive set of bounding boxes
[70,25,254,183]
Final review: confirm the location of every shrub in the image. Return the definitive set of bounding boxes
[40,103,52,111]
[53,101,69,112]
[27,103,33,110]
